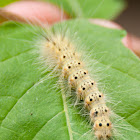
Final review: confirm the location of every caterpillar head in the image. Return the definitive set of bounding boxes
[85,91,104,110]
[94,117,112,140]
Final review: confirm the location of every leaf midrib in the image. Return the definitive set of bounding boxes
[61,83,73,140]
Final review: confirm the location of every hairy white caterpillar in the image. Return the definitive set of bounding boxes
[38,27,113,140]
[25,17,139,139]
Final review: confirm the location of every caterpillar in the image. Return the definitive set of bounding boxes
[39,28,113,140]
[33,18,140,139]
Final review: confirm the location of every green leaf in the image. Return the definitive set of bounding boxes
[0,20,140,140]
[44,0,126,19]
[0,0,19,7]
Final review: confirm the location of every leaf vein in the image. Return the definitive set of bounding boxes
[0,48,33,63]
[126,109,140,119]
[0,76,45,125]
[32,110,64,139]
[98,60,140,82]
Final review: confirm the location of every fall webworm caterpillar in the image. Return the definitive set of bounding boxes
[33,19,139,140]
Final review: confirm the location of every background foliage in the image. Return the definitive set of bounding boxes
[0,0,126,19]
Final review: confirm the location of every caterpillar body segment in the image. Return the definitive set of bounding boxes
[90,105,110,123]
[85,91,104,110]
[42,33,112,140]
[76,78,97,101]
[68,69,89,88]
[62,59,84,78]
